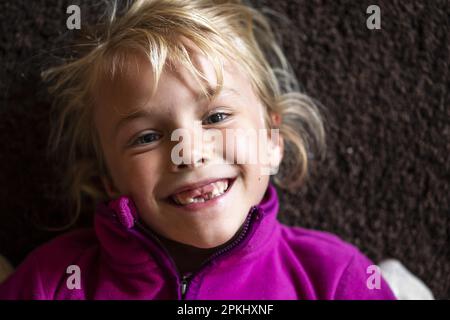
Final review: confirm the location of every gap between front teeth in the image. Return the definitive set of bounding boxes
[172,180,229,205]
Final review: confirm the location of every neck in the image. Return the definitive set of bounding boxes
[156,225,245,275]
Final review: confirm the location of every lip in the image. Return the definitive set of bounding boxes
[168,177,234,196]
[166,177,237,211]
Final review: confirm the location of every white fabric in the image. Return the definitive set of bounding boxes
[0,254,13,284]
[379,259,434,300]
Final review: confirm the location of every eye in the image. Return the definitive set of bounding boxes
[132,132,162,146]
[203,112,230,125]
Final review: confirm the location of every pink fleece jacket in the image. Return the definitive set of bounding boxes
[0,184,396,299]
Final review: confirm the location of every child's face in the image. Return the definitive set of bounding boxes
[93,46,281,248]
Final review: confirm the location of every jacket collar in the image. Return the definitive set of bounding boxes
[94,183,280,266]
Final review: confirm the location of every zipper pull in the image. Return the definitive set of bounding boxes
[180,274,191,299]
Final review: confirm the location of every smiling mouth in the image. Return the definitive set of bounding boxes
[169,178,235,206]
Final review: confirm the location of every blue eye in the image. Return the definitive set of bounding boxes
[133,132,162,146]
[203,112,230,125]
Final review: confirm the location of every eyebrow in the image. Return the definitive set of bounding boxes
[114,109,153,138]
[113,87,240,137]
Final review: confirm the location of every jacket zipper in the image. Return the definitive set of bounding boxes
[180,273,191,298]
[177,206,259,299]
[134,220,185,297]
[134,206,259,300]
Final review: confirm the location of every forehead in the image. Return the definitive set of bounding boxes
[93,45,255,117]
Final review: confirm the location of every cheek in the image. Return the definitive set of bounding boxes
[236,162,270,205]
[130,155,159,179]
[116,154,162,193]
[234,133,257,164]
[222,116,268,165]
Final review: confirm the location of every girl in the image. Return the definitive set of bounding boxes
[0,0,395,299]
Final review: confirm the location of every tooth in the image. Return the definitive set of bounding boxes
[217,182,223,193]
[215,182,224,194]
[172,179,231,206]
[174,196,194,205]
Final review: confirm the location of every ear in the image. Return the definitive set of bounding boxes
[101,175,121,199]
[268,131,284,172]
[265,112,284,175]
[270,112,282,128]
[270,111,284,161]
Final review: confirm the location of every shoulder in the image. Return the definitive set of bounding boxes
[277,225,396,299]
[32,228,98,261]
[279,225,358,263]
[0,228,98,299]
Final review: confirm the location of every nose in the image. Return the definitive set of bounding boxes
[176,149,207,170]
[169,123,209,172]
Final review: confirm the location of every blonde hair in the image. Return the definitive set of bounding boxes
[42,0,326,229]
